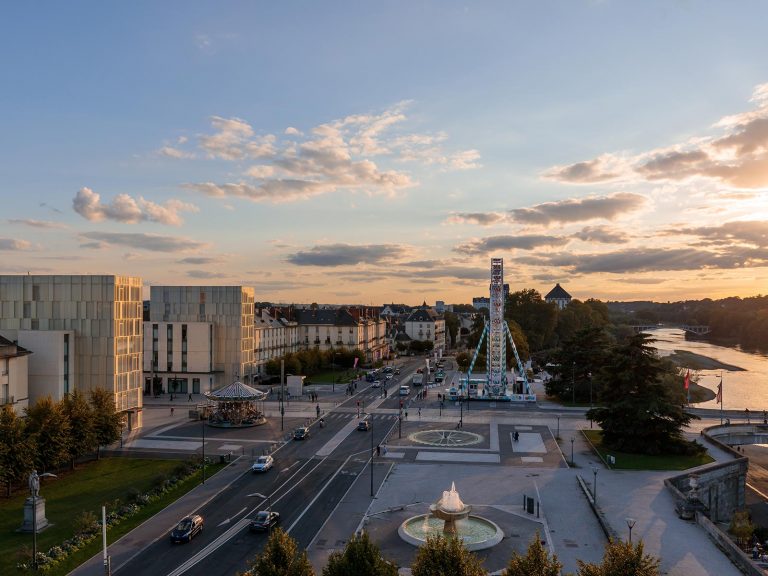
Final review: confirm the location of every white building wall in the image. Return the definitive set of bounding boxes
[143,321,213,394]
[15,330,75,405]
[1,352,29,414]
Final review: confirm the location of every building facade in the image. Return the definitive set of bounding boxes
[0,335,31,414]
[404,308,446,354]
[253,308,299,377]
[149,286,255,389]
[295,307,389,364]
[0,275,143,428]
[142,321,215,395]
[544,283,572,310]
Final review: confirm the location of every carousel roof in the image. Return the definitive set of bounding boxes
[206,381,266,401]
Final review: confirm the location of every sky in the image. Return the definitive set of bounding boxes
[2,1,768,306]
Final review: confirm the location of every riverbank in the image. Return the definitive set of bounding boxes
[668,349,745,372]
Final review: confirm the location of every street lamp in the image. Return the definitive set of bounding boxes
[591,465,598,504]
[571,362,576,405]
[556,414,561,440]
[626,517,636,543]
[370,419,375,496]
[570,437,575,466]
[398,410,402,438]
[460,398,464,429]
[588,372,593,429]
[201,418,206,484]
[439,400,443,417]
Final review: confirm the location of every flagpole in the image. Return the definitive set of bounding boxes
[719,373,723,425]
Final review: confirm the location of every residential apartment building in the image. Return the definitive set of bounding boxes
[253,308,299,377]
[149,286,255,389]
[0,335,31,414]
[295,307,389,364]
[0,275,143,428]
[404,308,446,354]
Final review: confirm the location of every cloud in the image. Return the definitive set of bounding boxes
[509,193,647,225]
[158,146,195,159]
[73,187,198,226]
[549,82,768,190]
[177,257,219,265]
[454,234,569,255]
[7,219,67,229]
[571,225,630,244]
[674,220,768,248]
[78,231,208,253]
[0,238,35,251]
[545,155,623,183]
[445,212,506,226]
[186,270,230,279]
[287,243,407,266]
[183,102,474,204]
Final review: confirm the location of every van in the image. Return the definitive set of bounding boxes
[399,385,410,396]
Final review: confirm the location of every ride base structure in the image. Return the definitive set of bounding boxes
[462,258,535,402]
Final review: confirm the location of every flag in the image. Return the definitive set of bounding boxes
[715,377,722,404]
[353,357,359,369]
[683,370,690,391]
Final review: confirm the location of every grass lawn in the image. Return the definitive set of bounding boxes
[0,458,224,575]
[309,369,356,384]
[583,430,715,470]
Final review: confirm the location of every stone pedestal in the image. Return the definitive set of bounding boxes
[20,497,51,533]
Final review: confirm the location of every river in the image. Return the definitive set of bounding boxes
[651,328,768,410]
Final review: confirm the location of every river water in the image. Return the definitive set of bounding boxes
[651,328,768,410]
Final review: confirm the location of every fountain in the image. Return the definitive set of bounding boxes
[398,482,504,551]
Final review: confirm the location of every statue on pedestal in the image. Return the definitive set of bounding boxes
[29,470,40,498]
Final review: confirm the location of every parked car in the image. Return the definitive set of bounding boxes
[170,514,203,543]
[249,510,280,532]
[294,427,310,440]
[371,380,381,388]
[357,419,371,431]
[251,455,274,473]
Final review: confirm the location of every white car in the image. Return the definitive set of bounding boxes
[251,455,274,473]
[385,374,393,380]
[371,380,382,388]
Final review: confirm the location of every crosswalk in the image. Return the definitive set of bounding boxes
[321,412,397,422]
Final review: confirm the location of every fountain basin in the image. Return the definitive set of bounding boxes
[398,513,504,551]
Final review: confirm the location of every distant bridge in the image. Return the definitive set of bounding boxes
[630,324,711,335]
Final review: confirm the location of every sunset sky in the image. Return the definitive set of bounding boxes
[2,2,768,306]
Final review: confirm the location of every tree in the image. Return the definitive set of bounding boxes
[0,405,36,496]
[586,333,700,455]
[443,311,461,349]
[61,390,96,469]
[729,509,755,548]
[577,540,660,576]
[546,326,610,402]
[25,396,71,472]
[90,388,123,459]
[248,527,315,576]
[502,533,563,576]
[410,535,487,576]
[322,531,397,576]
[506,289,557,351]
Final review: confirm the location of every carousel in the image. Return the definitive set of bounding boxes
[205,381,267,427]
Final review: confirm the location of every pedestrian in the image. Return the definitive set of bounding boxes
[188,393,192,402]
[316,404,320,418]
[746,408,751,423]
[170,406,175,416]
[405,410,408,420]
[418,407,421,419]
[514,431,519,442]
[376,445,381,457]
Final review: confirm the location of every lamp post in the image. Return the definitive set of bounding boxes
[570,437,575,466]
[571,362,575,405]
[588,372,593,429]
[398,410,402,438]
[280,359,285,431]
[591,465,598,504]
[370,419,375,496]
[439,400,443,417]
[460,398,463,429]
[626,517,636,543]
[556,414,561,440]
[202,418,206,484]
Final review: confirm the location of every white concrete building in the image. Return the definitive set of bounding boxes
[149,286,255,389]
[143,321,214,395]
[15,330,75,406]
[295,307,389,363]
[253,308,299,377]
[0,275,143,428]
[0,335,32,414]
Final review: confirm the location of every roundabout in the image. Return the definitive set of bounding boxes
[407,429,483,447]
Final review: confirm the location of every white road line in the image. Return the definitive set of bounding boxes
[216,506,247,527]
[165,517,251,576]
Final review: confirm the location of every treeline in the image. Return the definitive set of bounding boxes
[242,527,661,576]
[614,295,768,351]
[264,347,366,379]
[0,389,123,497]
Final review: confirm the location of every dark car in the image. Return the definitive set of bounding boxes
[357,419,370,431]
[294,427,309,440]
[249,510,280,532]
[170,514,203,543]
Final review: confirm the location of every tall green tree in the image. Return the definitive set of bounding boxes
[61,390,96,468]
[577,540,660,576]
[410,535,487,576]
[248,527,315,576]
[546,326,610,402]
[322,531,397,576]
[25,396,71,472]
[502,533,563,576]
[443,311,461,349]
[90,388,123,459]
[0,405,36,496]
[586,333,699,455]
[506,289,558,351]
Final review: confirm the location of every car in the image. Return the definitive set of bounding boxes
[357,419,371,431]
[394,368,400,375]
[249,510,280,532]
[385,373,393,380]
[399,385,410,396]
[170,514,203,543]
[371,380,381,388]
[294,427,309,440]
[251,455,274,473]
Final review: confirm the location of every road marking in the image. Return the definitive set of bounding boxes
[216,506,247,527]
[165,517,250,576]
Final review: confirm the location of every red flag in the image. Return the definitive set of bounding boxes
[353,357,359,369]
[684,370,690,391]
[715,378,722,404]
